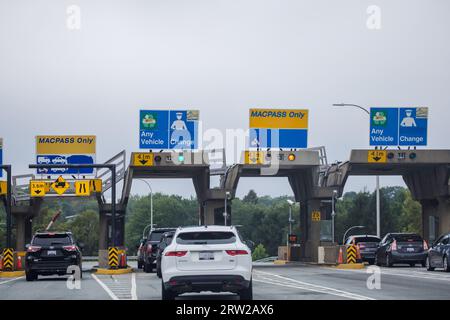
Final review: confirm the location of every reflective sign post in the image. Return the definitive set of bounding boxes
[0,165,12,249]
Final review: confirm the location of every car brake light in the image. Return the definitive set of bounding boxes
[423,240,428,250]
[226,250,248,256]
[63,245,77,252]
[390,240,397,251]
[27,246,42,253]
[358,244,365,249]
[165,251,187,257]
[146,244,152,253]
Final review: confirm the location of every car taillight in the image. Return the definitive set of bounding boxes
[63,245,77,252]
[146,244,152,253]
[358,244,365,249]
[27,246,42,253]
[226,250,248,256]
[423,240,428,250]
[390,240,397,251]
[165,251,187,257]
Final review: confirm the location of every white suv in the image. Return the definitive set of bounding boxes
[161,225,253,300]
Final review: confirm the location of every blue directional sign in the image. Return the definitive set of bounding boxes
[370,107,428,146]
[139,110,199,150]
[249,129,308,148]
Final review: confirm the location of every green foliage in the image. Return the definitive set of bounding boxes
[252,243,269,261]
[68,210,99,255]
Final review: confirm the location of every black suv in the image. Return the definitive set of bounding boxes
[143,228,176,273]
[25,231,83,281]
[156,231,175,278]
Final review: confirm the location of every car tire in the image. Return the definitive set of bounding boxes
[144,262,153,273]
[375,256,381,267]
[421,260,426,268]
[386,254,393,267]
[409,263,415,267]
[156,268,162,278]
[240,280,253,300]
[368,260,375,266]
[426,256,435,271]
[161,280,176,300]
[25,271,36,281]
[137,261,143,269]
[443,256,450,272]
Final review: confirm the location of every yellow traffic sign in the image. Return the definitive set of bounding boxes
[368,150,387,163]
[0,181,7,195]
[30,180,47,197]
[133,153,154,166]
[75,180,91,196]
[244,151,265,165]
[90,179,102,193]
[51,176,70,195]
[311,210,321,222]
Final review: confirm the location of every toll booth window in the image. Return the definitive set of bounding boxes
[32,235,72,246]
[176,232,236,245]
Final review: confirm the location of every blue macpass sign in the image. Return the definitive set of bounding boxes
[370,107,428,146]
[249,129,308,148]
[139,110,199,150]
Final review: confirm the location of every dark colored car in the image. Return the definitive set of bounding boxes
[156,231,175,278]
[25,231,83,281]
[375,233,428,267]
[143,228,176,273]
[136,238,147,269]
[426,232,450,272]
[345,235,381,265]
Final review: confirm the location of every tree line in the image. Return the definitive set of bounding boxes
[0,186,421,256]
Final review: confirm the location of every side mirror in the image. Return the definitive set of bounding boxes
[77,242,85,250]
[245,240,255,252]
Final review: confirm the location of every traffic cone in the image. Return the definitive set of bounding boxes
[17,255,22,270]
[0,256,3,271]
[120,253,126,268]
[337,247,343,264]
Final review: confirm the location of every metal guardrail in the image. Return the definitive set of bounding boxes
[96,150,126,194]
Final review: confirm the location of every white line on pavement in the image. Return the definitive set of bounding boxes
[0,277,24,285]
[91,274,119,300]
[131,272,138,300]
[254,270,375,300]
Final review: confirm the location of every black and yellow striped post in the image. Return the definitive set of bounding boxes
[2,248,14,271]
[346,245,357,264]
[108,247,119,269]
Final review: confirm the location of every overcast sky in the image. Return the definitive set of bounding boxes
[1,0,449,199]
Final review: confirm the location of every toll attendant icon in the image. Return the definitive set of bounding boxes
[170,112,191,147]
[400,109,417,127]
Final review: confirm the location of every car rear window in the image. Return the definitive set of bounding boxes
[176,231,236,245]
[394,234,422,242]
[353,237,380,243]
[149,232,165,241]
[32,234,72,246]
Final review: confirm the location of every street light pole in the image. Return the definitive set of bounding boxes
[138,179,154,232]
[224,191,230,226]
[331,190,337,244]
[343,225,365,245]
[332,103,381,238]
[286,200,295,261]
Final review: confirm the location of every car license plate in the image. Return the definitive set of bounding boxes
[407,247,415,252]
[47,250,57,256]
[199,252,214,260]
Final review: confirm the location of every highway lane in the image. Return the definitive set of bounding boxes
[1,262,450,300]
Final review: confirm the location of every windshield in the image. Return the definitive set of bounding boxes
[176,231,236,245]
[394,234,422,242]
[32,234,72,246]
[149,232,166,242]
[352,237,380,244]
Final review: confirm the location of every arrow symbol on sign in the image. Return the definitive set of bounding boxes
[140,160,148,165]
[373,157,381,162]
[35,190,41,194]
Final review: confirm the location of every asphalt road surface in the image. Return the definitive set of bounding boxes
[1,261,450,300]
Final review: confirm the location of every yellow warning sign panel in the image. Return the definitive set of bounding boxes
[0,181,7,195]
[30,180,47,197]
[133,153,154,166]
[75,180,91,196]
[90,179,102,193]
[311,210,321,222]
[368,150,387,163]
[244,151,266,164]
[51,176,70,195]
[249,109,308,129]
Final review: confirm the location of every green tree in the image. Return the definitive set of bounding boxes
[68,209,99,255]
[243,190,258,204]
[252,244,269,261]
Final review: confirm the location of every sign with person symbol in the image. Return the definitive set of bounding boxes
[369,107,428,146]
[139,110,199,150]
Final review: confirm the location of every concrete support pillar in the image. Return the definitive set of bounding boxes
[421,197,450,244]
[202,199,230,225]
[15,215,26,251]
[99,212,108,251]
[301,199,322,262]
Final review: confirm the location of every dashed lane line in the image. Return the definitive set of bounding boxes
[0,277,24,285]
[91,273,138,300]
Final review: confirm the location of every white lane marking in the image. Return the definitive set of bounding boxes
[325,266,450,282]
[0,277,24,285]
[91,274,119,300]
[254,270,375,300]
[131,272,138,300]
